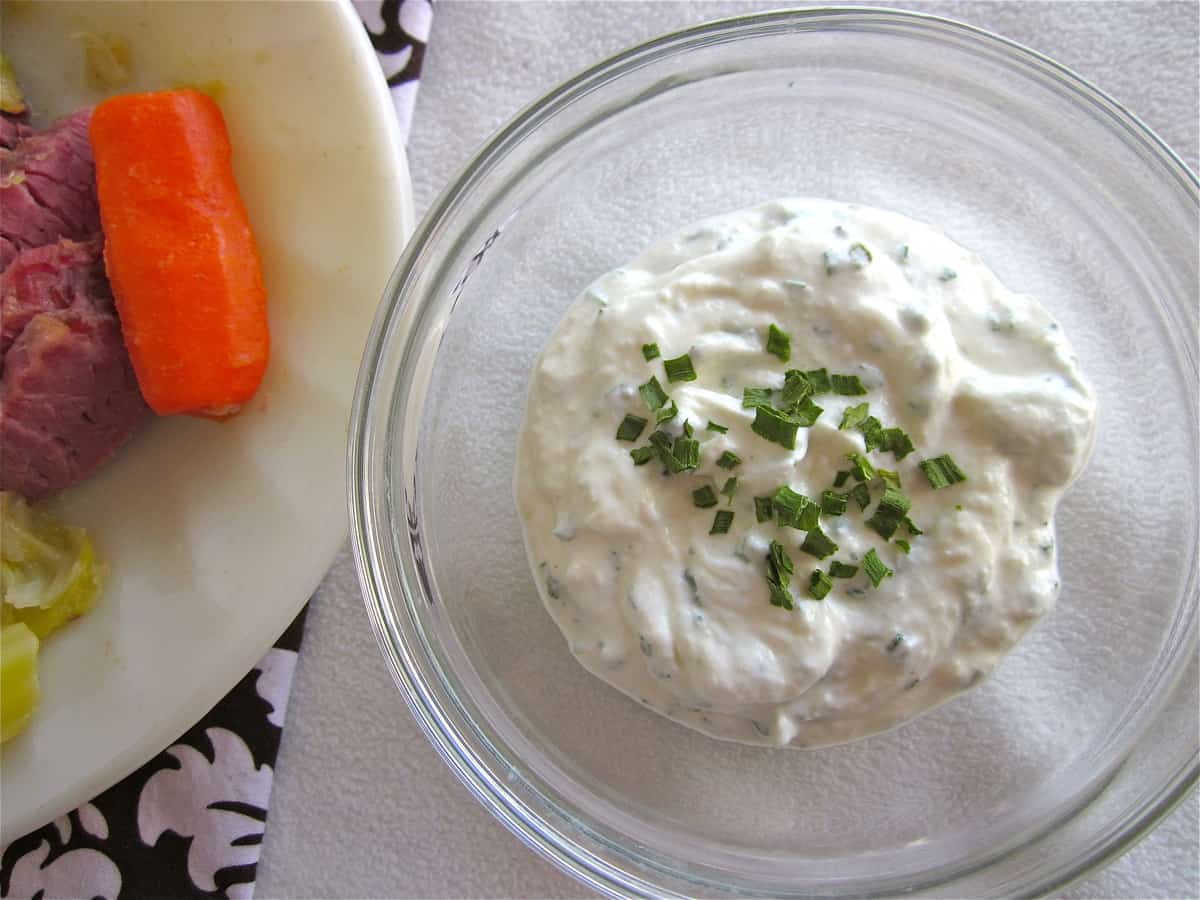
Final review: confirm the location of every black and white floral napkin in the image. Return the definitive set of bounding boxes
[0,3,430,897]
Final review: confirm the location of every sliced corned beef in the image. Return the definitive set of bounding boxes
[1,238,109,355]
[0,113,32,151]
[0,239,149,499]
[0,109,98,271]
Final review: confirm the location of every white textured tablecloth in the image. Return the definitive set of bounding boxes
[256,3,1199,897]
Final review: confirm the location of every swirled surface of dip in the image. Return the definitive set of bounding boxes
[515,198,1096,748]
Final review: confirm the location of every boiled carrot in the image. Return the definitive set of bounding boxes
[89,88,268,418]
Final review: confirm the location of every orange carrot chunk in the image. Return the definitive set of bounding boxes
[90,88,268,418]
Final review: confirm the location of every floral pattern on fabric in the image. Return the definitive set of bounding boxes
[1,613,305,899]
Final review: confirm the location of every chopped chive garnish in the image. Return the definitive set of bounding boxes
[894,539,912,555]
[826,244,874,275]
[800,526,838,560]
[716,450,742,470]
[809,569,833,600]
[639,376,669,411]
[939,267,958,282]
[847,452,876,482]
[858,415,885,451]
[863,548,893,587]
[664,353,698,383]
[754,496,774,523]
[849,242,873,265]
[804,368,831,394]
[839,402,871,431]
[720,477,739,503]
[772,486,816,529]
[831,373,868,396]
[642,342,661,361]
[649,430,674,467]
[683,420,694,438]
[867,487,912,539]
[766,324,791,362]
[878,469,902,491]
[671,432,700,472]
[790,397,824,427]
[766,539,794,610]
[768,540,794,583]
[710,509,734,534]
[752,405,802,449]
[781,369,814,408]
[655,400,678,424]
[630,446,656,465]
[767,581,792,609]
[882,427,914,460]
[693,485,718,508]
[772,485,804,519]
[651,428,699,474]
[798,502,820,531]
[742,386,774,409]
[676,443,700,470]
[820,489,848,516]
[615,414,648,442]
[706,420,729,434]
[919,454,967,489]
[903,517,924,536]
[833,469,851,488]
[829,560,859,578]
[847,482,871,511]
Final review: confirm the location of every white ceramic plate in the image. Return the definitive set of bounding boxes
[0,0,413,841]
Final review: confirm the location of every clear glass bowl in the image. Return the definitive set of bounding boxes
[349,10,1198,896]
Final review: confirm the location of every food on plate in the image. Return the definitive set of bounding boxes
[0,67,268,741]
[1,70,269,501]
[0,108,98,269]
[0,60,111,744]
[1,492,104,743]
[1,493,102,639]
[1,623,40,743]
[91,88,269,417]
[516,198,1096,748]
[0,109,32,152]
[0,65,149,500]
[0,50,27,116]
[1,238,149,499]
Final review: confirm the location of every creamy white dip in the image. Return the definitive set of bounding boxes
[515,198,1096,748]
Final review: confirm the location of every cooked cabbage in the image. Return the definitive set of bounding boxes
[1,623,39,743]
[1,492,104,742]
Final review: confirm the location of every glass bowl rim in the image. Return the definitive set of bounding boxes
[349,7,1200,897]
